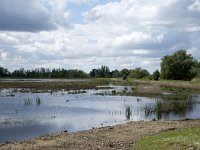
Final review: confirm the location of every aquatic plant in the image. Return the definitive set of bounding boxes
[36,97,41,105]
[24,98,32,106]
[125,106,132,120]
[137,98,142,102]
[144,105,153,116]
[4,118,11,125]
[144,98,192,120]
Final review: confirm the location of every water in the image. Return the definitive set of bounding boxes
[0,86,200,143]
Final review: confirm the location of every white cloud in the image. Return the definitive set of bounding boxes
[188,1,200,11]
[0,33,19,45]
[0,0,200,72]
[0,50,8,61]
[0,0,57,32]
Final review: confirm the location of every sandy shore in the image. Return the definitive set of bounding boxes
[1,119,200,150]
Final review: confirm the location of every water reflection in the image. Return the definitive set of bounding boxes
[0,87,200,142]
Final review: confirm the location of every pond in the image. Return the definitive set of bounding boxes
[0,85,200,143]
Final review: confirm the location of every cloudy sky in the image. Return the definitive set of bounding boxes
[0,0,200,73]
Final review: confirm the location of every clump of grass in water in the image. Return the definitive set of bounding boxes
[125,106,132,120]
[154,101,163,113]
[144,105,154,116]
[4,118,11,125]
[144,98,191,120]
[36,97,41,105]
[24,98,32,106]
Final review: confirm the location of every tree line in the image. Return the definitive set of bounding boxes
[0,65,155,79]
[0,67,89,79]
[0,50,200,80]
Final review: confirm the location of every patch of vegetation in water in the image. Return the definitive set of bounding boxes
[125,106,132,120]
[35,97,41,105]
[3,118,12,125]
[144,95,192,120]
[94,89,134,96]
[24,98,32,106]
[133,127,200,150]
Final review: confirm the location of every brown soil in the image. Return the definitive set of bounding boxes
[1,119,200,150]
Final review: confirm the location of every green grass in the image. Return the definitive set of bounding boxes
[132,127,200,150]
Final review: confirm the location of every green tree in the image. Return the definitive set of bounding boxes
[152,70,160,81]
[120,69,130,80]
[160,50,196,80]
[89,65,110,78]
[111,69,120,78]
[191,61,200,78]
[130,68,150,79]
[0,66,10,77]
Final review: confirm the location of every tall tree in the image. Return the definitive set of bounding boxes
[160,50,196,80]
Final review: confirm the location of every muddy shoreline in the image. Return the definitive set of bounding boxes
[1,119,200,150]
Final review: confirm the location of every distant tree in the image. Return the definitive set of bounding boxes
[0,66,10,77]
[130,68,150,79]
[120,69,130,80]
[160,50,196,80]
[152,70,160,81]
[9,67,88,79]
[100,65,110,77]
[191,61,200,78]
[89,69,98,78]
[89,65,110,78]
[110,69,120,78]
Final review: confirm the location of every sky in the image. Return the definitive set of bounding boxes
[0,0,200,73]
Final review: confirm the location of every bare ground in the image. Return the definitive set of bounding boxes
[1,119,200,150]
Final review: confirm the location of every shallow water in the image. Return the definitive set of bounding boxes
[0,86,200,142]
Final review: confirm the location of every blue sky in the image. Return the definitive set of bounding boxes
[67,0,121,23]
[0,0,200,73]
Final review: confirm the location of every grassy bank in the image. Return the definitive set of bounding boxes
[133,127,200,150]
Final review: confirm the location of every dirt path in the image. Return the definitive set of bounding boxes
[1,119,200,150]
